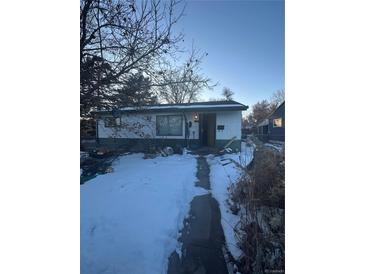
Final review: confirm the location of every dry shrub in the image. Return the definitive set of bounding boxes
[250,146,285,208]
[230,145,285,273]
[230,172,251,206]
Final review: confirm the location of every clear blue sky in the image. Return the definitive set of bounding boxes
[176,0,285,111]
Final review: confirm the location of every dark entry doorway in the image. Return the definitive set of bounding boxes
[199,113,216,147]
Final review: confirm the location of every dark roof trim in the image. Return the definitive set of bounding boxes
[268,101,285,119]
[93,100,248,116]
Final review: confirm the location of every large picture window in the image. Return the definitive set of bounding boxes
[156,115,183,136]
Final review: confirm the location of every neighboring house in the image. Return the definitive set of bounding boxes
[93,100,248,151]
[257,101,285,143]
[257,118,269,136]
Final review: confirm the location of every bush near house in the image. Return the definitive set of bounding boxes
[230,144,285,273]
[80,118,96,138]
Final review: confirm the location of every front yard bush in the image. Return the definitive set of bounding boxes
[230,144,285,273]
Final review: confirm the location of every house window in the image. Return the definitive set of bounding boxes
[273,118,282,128]
[156,115,183,136]
[104,117,120,127]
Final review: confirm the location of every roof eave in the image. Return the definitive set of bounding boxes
[93,105,248,116]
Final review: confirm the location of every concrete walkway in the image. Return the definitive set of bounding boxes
[167,156,228,274]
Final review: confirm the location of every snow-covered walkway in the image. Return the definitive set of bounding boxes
[81,153,206,274]
[207,142,255,259]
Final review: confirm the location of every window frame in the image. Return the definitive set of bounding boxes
[104,117,121,128]
[156,114,183,136]
[273,118,283,128]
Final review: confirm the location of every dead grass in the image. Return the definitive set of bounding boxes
[230,144,285,273]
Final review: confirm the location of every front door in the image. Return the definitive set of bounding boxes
[199,113,216,147]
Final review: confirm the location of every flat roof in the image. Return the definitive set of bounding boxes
[94,100,248,115]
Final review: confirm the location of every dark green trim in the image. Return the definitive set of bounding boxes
[215,140,241,151]
[95,138,241,152]
[97,138,199,151]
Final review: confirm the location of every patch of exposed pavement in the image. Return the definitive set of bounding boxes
[167,156,228,274]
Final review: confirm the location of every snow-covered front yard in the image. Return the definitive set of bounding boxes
[81,153,206,274]
[81,142,255,273]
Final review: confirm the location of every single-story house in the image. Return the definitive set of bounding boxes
[93,100,248,151]
[256,101,285,143]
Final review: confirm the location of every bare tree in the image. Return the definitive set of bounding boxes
[208,97,222,101]
[245,100,276,126]
[244,90,285,127]
[156,48,213,104]
[80,0,185,116]
[270,89,285,107]
[222,87,234,101]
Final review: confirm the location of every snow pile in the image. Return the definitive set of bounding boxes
[264,142,284,152]
[239,141,255,166]
[81,153,206,274]
[207,142,254,259]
